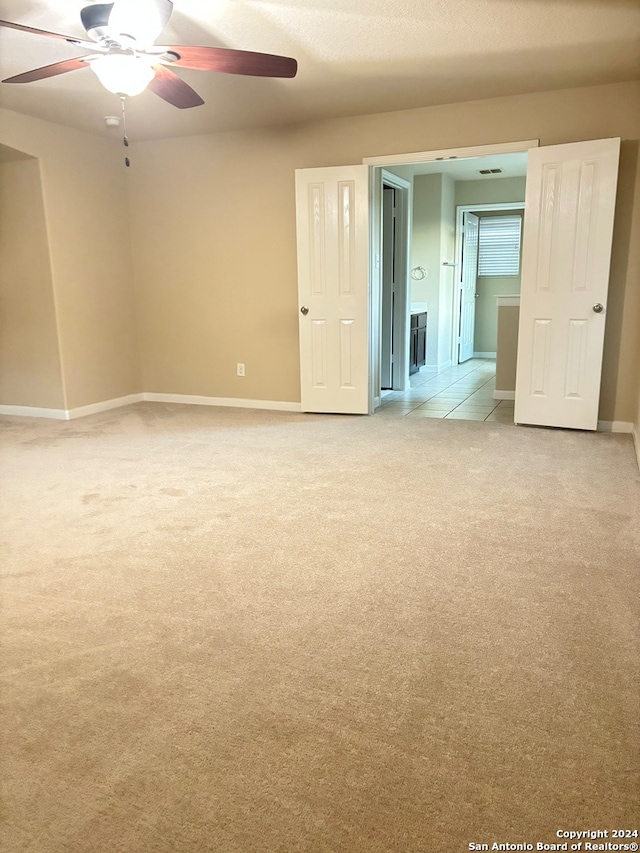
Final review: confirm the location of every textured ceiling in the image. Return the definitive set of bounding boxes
[390,152,528,181]
[0,0,638,140]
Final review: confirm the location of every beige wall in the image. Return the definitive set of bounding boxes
[411,173,441,306]
[1,81,638,425]
[127,80,640,421]
[439,174,456,367]
[474,276,520,354]
[0,157,64,408]
[411,173,443,366]
[636,386,640,466]
[636,387,640,466]
[455,176,526,207]
[126,131,301,400]
[496,306,520,394]
[409,172,455,368]
[0,109,141,409]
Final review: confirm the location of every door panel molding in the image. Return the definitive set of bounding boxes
[459,212,479,363]
[515,137,620,430]
[296,165,370,414]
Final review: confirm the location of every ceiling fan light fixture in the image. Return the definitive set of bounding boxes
[106,0,173,48]
[90,54,155,96]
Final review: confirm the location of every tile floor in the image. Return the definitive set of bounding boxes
[375,358,515,423]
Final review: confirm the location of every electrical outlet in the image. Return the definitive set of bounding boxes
[237,363,245,377]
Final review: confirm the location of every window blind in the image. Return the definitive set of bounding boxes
[478,215,522,276]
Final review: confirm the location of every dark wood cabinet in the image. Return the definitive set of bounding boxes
[410,312,427,374]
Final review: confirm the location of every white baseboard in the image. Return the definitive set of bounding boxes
[67,393,144,420]
[1,392,302,420]
[143,393,302,412]
[474,352,497,358]
[597,420,634,434]
[0,394,145,420]
[0,404,68,420]
[4,394,635,446]
[437,359,452,371]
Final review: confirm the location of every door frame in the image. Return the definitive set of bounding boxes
[365,140,539,409]
[457,211,480,364]
[453,202,526,365]
[380,170,411,396]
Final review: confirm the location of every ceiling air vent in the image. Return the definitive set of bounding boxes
[478,168,503,175]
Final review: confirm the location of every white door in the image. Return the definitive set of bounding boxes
[295,165,370,414]
[515,138,620,430]
[458,212,479,363]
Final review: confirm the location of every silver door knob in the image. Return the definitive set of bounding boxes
[300,306,309,315]
[592,303,604,313]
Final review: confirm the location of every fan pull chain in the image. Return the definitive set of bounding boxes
[120,96,130,167]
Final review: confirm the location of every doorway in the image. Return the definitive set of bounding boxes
[295,137,620,429]
[379,170,411,397]
[372,149,529,405]
[454,201,526,366]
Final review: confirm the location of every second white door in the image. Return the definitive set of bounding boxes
[515,138,620,430]
[459,212,479,363]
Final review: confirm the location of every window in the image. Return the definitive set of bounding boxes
[478,214,522,276]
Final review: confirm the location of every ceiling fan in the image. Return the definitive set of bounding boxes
[0,0,298,108]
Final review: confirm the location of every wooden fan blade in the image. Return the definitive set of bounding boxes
[148,65,204,108]
[3,57,90,84]
[159,45,297,78]
[0,19,97,50]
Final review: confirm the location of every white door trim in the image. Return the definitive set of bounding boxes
[458,212,480,363]
[363,140,539,168]
[381,170,411,395]
[365,140,538,402]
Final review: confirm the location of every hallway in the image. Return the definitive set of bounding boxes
[376,359,514,423]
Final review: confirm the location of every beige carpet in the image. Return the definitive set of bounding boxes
[1,404,638,853]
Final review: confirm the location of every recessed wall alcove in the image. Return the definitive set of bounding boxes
[0,144,64,410]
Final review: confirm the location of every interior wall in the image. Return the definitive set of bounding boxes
[626,153,640,451]
[438,174,456,368]
[0,109,141,410]
[411,173,443,366]
[455,176,526,207]
[636,385,640,463]
[127,81,639,422]
[496,305,520,393]
[0,157,64,409]
[473,276,520,353]
[2,83,632,421]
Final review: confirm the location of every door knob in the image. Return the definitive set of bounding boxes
[300,306,309,315]
[592,303,604,313]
